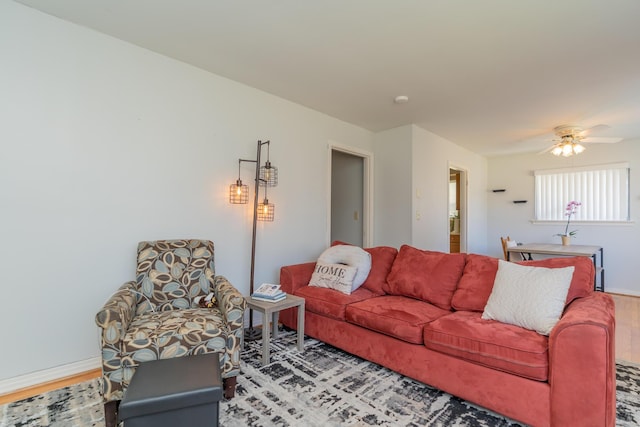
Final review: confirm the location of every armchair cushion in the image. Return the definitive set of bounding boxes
[135,240,215,313]
[121,308,229,368]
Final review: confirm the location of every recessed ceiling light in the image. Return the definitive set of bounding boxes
[394,95,409,104]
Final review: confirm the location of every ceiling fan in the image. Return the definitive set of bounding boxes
[542,124,623,157]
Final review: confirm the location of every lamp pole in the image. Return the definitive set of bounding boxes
[244,140,270,341]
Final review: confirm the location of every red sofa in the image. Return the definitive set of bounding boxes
[279,244,616,427]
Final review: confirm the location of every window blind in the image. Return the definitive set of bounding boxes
[534,163,630,221]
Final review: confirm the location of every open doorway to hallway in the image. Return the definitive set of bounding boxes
[329,145,373,247]
[449,167,467,253]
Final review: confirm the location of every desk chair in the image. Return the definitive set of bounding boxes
[500,236,530,261]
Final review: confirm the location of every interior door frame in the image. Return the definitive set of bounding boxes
[448,162,468,253]
[328,142,374,247]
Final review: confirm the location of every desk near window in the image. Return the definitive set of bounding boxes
[506,243,604,292]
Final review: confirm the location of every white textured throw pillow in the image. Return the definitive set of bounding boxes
[309,261,358,294]
[317,245,372,289]
[482,260,574,335]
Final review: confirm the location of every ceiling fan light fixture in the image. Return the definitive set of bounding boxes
[551,145,563,156]
[545,123,621,157]
[551,138,586,157]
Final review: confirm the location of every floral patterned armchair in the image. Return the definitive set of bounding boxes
[95,239,246,426]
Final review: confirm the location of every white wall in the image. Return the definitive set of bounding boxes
[0,2,374,382]
[488,139,640,295]
[412,126,489,254]
[372,126,413,247]
[372,125,488,254]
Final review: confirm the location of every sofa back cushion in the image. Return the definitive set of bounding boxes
[362,246,398,295]
[385,245,466,310]
[451,254,499,312]
[451,253,595,312]
[331,241,397,295]
[520,256,594,304]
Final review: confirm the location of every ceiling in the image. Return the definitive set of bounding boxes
[15,0,640,156]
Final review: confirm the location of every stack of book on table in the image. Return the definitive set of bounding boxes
[251,283,287,302]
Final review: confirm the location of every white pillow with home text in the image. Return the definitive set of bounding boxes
[317,245,371,289]
[309,261,358,295]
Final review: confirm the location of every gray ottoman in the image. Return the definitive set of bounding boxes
[118,353,222,427]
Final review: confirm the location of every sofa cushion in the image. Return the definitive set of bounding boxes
[331,241,397,295]
[309,261,358,294]
[423,311,549,381]
[295,285,378,321]
[345,295,451,344]
[385,245,466,310]
[482,260,574,335]
[361,246,398,295]
[519,257,594,304]
[451,253,595,312]
[451,254,499,312]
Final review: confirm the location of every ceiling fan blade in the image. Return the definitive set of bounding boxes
[578,124,611,137]
[537,144,557,155]
[582,137,623,143]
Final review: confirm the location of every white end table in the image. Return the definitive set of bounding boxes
[244,294,305,365]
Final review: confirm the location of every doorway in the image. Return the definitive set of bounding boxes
[449,167,467,253]
[329,145,373,247]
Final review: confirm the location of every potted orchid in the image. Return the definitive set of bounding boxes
[555,201,581,245]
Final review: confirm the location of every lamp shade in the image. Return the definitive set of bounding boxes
[259,161,278,187]
[257,199,275,221]
[229,180,249,204]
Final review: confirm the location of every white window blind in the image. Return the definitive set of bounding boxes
[534,163,630,221]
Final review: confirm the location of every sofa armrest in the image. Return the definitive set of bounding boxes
[280,262,316,294]
[549,292,616,427]
[95,281,138,346]
[213,275,246,332]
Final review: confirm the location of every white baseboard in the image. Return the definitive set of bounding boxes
[0,357,101,395]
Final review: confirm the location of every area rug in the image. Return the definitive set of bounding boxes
[1,332,639,426]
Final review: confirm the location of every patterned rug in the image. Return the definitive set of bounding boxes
[1,331,639,426]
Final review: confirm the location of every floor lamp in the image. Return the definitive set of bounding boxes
[229,140,277,341]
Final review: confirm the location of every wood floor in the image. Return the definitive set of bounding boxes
[610,293,640,364]
[0,293,638,405]
[0,368,102,405]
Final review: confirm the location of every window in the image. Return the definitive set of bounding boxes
[534,163,630,222]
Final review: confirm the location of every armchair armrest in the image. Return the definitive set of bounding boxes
[213,275,246,332]
[279,262,316,294]
[95,281,138,346]
[95,281,138,401]
[549,292,616,427]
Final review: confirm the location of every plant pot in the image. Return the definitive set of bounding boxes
[561,235,571,246]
